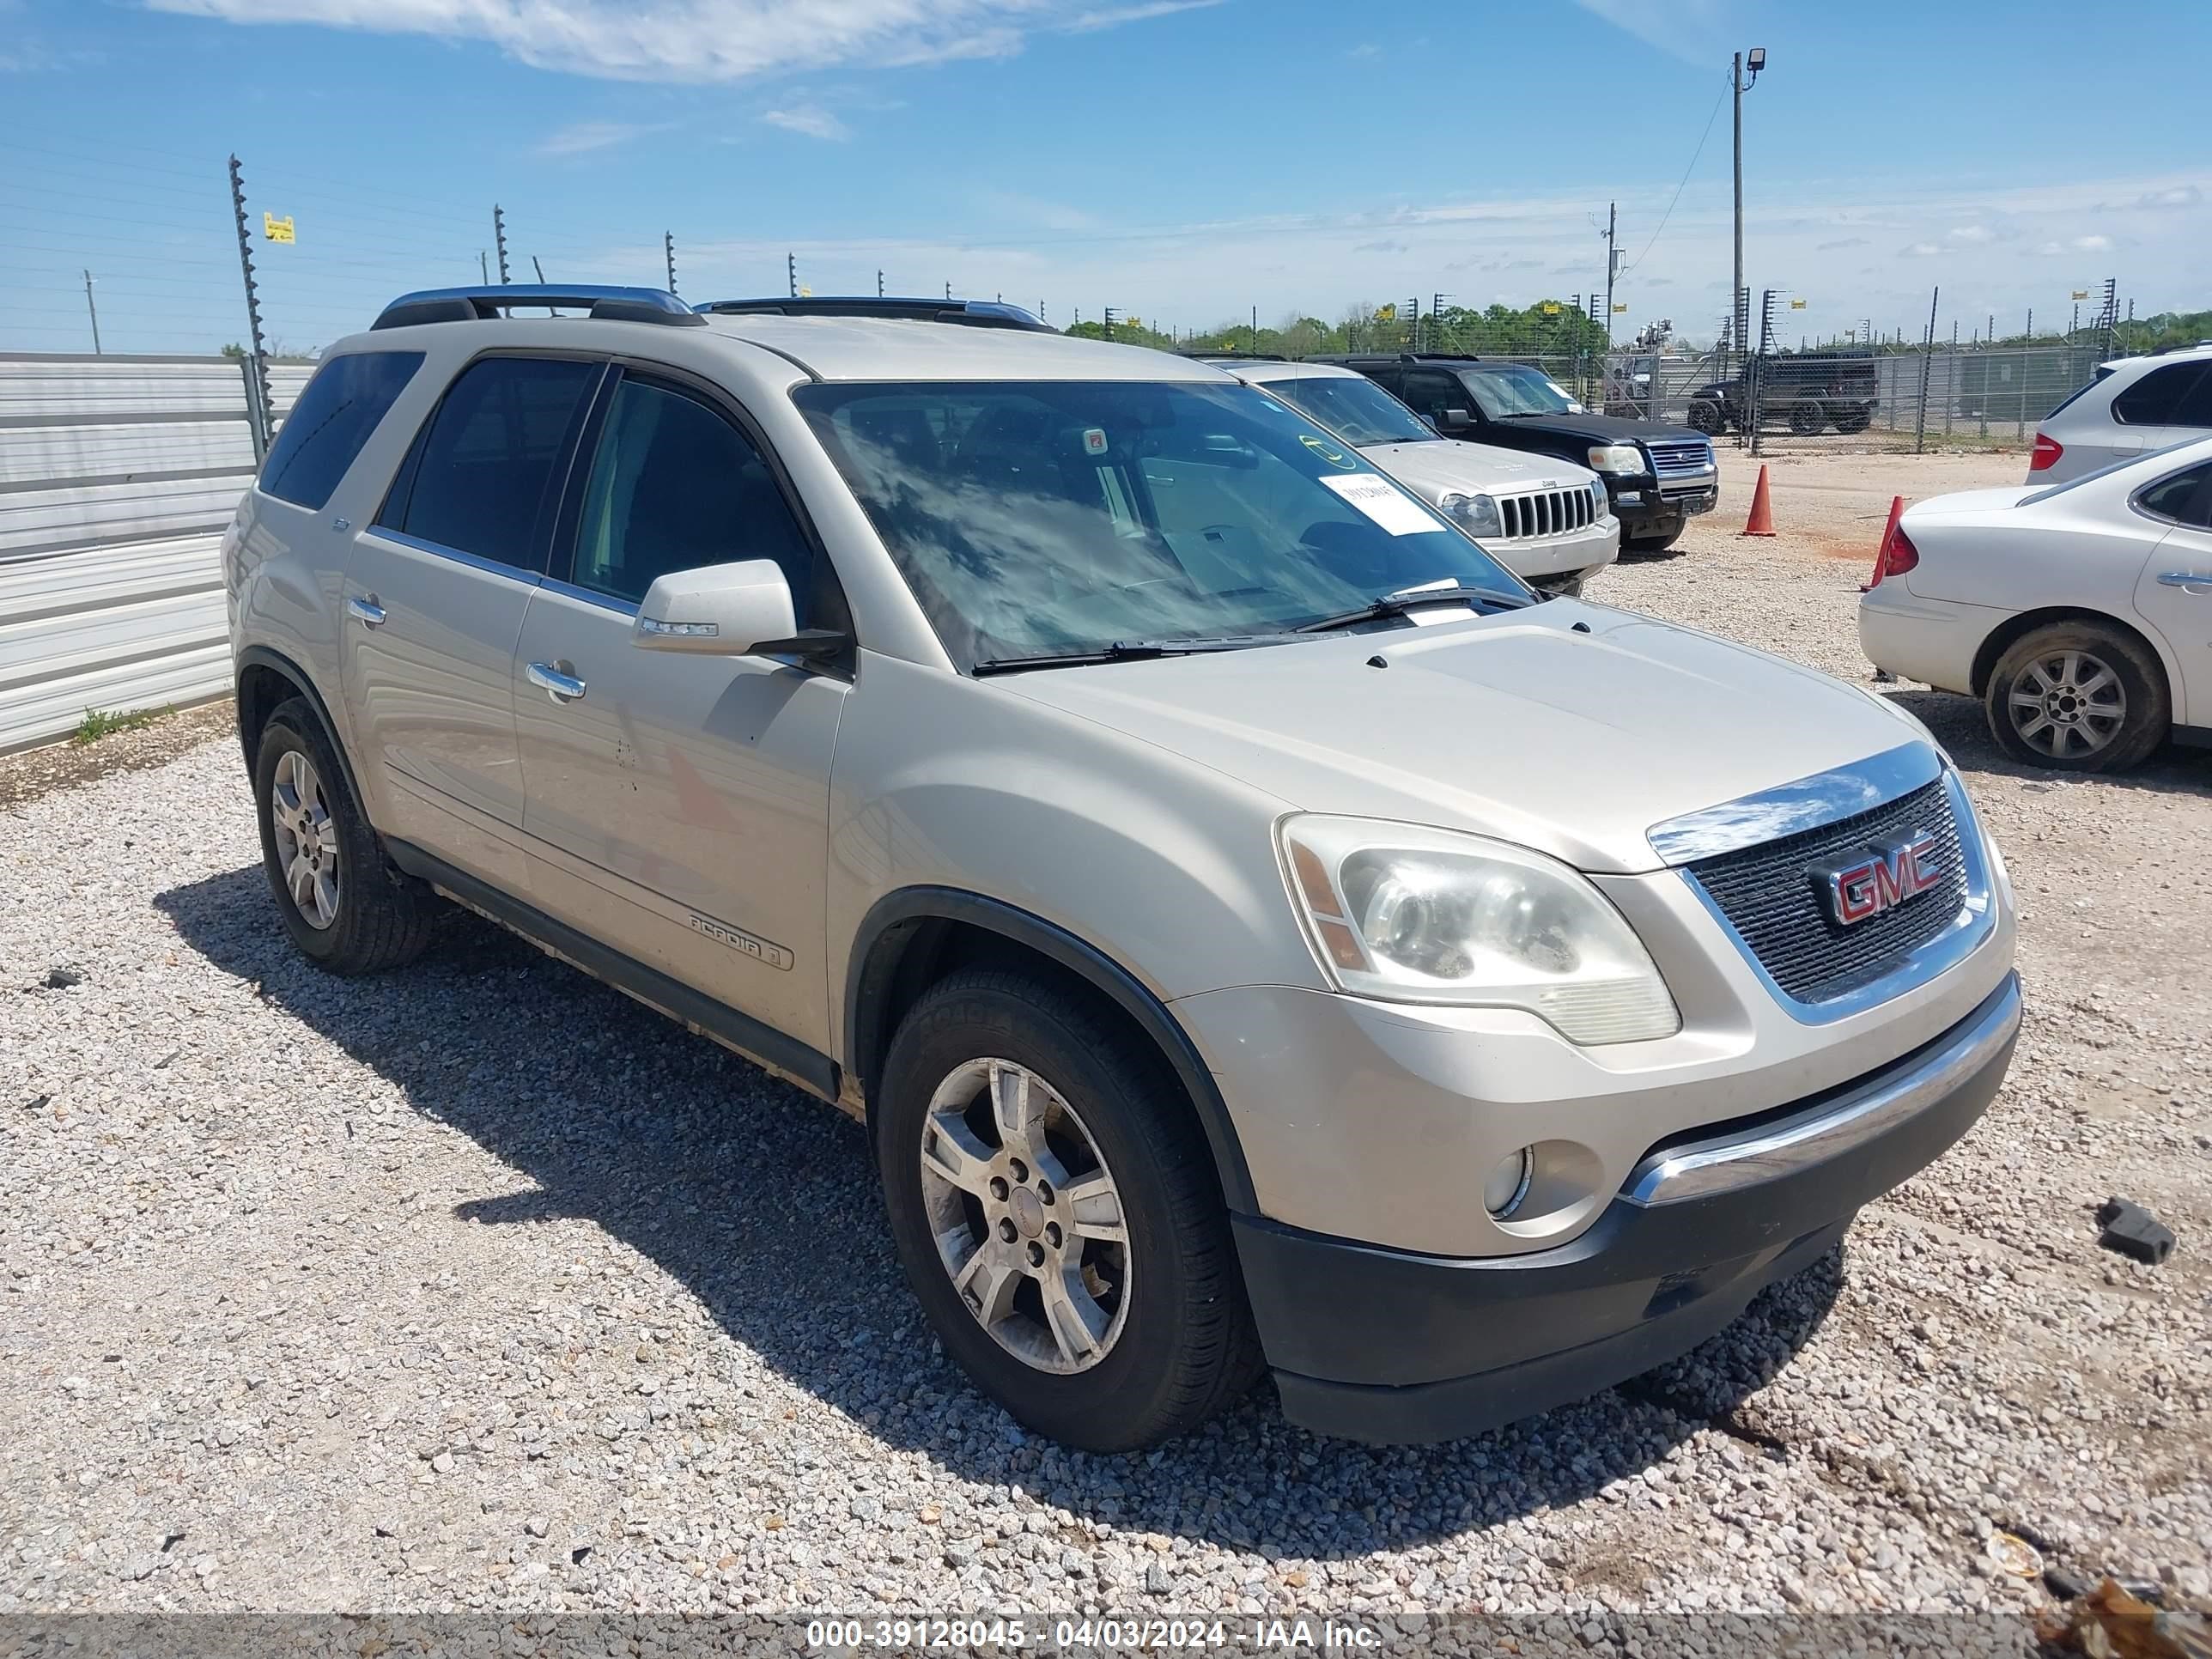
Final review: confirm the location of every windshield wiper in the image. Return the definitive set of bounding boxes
[1296,582,1534,635]
[973,635,1299,676]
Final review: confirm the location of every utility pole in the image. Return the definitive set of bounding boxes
[479,252,489,283]
[945,280,953,301]
[787,252,798,299]
[664,232,678,295]
[1251,305,1259,354]
[225,154,273,460]
[82,269,101,355]
[1732,48,1765,373]
[877,269,885,298]
[492,205,510,284]
[1602,201,1620,343]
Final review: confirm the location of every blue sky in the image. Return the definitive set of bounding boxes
[3,0,2207,356]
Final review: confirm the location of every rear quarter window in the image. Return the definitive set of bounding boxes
[2112,362,2205,427]
[258,350,424,511]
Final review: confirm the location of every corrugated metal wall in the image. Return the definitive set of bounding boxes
[0,353,312,753]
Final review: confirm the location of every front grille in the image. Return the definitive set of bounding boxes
[1498,486,1595,540]
[1687,779,1966,1004]
[1648,438,1715,482]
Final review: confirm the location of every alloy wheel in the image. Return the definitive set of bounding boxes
[2007,649,2126,760]
[917,1058,1130,1374]
[269,748,340,929]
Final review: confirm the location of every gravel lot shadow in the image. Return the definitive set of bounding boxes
[157,861,1841,1559]
[1880,688,2212,799]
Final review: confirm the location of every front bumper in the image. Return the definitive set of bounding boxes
[1490,516,1620,582]
[1610,473,1719,529]
[1236,972,2021,1443]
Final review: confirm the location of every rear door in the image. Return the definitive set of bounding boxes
[2134,459,2212,729]
[512,364,848,1052]
[342,353,604,889]
[2102,362,2209,468]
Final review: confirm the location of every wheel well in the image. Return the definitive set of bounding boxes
[847,902,1255,1212]
[1968,607,2172,700]
[234,662,295,769]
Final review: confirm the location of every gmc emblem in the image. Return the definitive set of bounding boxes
[1810,831,1943,927]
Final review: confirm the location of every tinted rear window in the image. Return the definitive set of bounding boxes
[258,351,422,511]
[383,356,599,574]
[2113,363,2204,426]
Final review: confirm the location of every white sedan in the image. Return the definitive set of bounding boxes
[1859,436,2212,771]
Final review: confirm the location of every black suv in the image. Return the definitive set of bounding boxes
[1320,353,1719,553]
[1687,352,1879,438]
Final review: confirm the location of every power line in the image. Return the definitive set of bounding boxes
[1620,70,1729,274]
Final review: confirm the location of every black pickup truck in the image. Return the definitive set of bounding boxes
[1688,352,1879,437]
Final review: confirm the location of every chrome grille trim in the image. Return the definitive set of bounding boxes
[1497,485,1595,540]
[1676,769,1997,1024]
[1647,742,1942,866]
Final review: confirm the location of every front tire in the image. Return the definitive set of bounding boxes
[876,969,1261,1450]
[1787,399,1826,436]
[1622,524,1684,556]
[1984,623,2168,773]
[252,698,434,973]
[1687,398,1725,436]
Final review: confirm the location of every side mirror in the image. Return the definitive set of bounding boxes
[633,560,795,657]
[1437,406,1474,432]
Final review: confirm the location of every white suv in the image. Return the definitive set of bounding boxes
[2030,344,2212,482]
[226,286,2019,1449]
[1203,358,1617,593]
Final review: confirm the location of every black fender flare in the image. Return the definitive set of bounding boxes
[234,644,367,812]
[845,886,1257,1213]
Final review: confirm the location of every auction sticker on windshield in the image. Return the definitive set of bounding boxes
[1321,471,1438,536]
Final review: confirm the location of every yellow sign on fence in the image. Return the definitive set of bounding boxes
[1612,302,1628,313]
[2070,289,2089,300]
[1789,298,1808,310]
[263,213,295,244]
[1540,301,1561,315]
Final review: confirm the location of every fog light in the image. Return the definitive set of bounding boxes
[1484,1148,1534,1218]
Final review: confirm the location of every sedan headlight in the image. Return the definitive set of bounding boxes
[1587,443,1644,474]
[1438,491,1503,538]
[1279,815,1680,1044]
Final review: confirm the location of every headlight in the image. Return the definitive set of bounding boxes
[1439,491,1503,537]
[1279,815,1680,1044]
[1588,477,1611,519]
[1587,443,1644,474]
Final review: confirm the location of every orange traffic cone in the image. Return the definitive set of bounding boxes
[1739,464,1776,537]
[1863,495,1906,592]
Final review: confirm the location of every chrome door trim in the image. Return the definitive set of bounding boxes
[1644,739,1942,866]
[1625,973,2020,1205]
[2156,571,2212,589]
[361,526,544,586]
[345,595,386,628]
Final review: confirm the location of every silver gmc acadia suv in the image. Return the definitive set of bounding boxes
[225,286,2021,1450]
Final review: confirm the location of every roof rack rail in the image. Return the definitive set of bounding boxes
[693,296,1054,333]
[371,285,704,331]
[1183,349,1285,362]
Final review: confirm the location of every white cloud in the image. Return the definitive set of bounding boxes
[1065,0,1220,31]
[1572,0,1732,64]
[143,0,1212,82]
[536,120,657,156]
[1947,225,1993,243]
[1898,241,1942,257]
[2072,233,2112,251]
[761,105,851,140]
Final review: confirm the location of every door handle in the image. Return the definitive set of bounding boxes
[2156,572,2212,590]
[347,594,386,628]
[527,660,587,703]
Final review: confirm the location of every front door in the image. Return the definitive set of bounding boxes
[2134,459,2212,730]
[342,353,604,888]
[513,368,847,1053]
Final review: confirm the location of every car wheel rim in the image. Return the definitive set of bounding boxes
[270,748,341,929]
[918,1057,1130,1376]
[2008,649,2126,758]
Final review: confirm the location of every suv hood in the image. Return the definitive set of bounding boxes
[1358,439,1593,498]
[1490,410,1689,449]
[994,600,1929,874]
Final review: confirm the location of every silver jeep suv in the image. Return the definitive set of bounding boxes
[226,286,2021,1449]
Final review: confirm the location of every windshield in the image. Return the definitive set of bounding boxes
[1251,373,1437,447]
[793,380,1522,666]
[1466,364,1579,417]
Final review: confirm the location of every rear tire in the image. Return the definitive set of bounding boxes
[1984,623,2168,773]
[252,698,434,973]
[876,969,1262,1450]
[1787,399,1826,436]
[1832,406,1874,434]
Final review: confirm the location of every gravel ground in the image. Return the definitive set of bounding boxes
[3,450,2207,1626]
